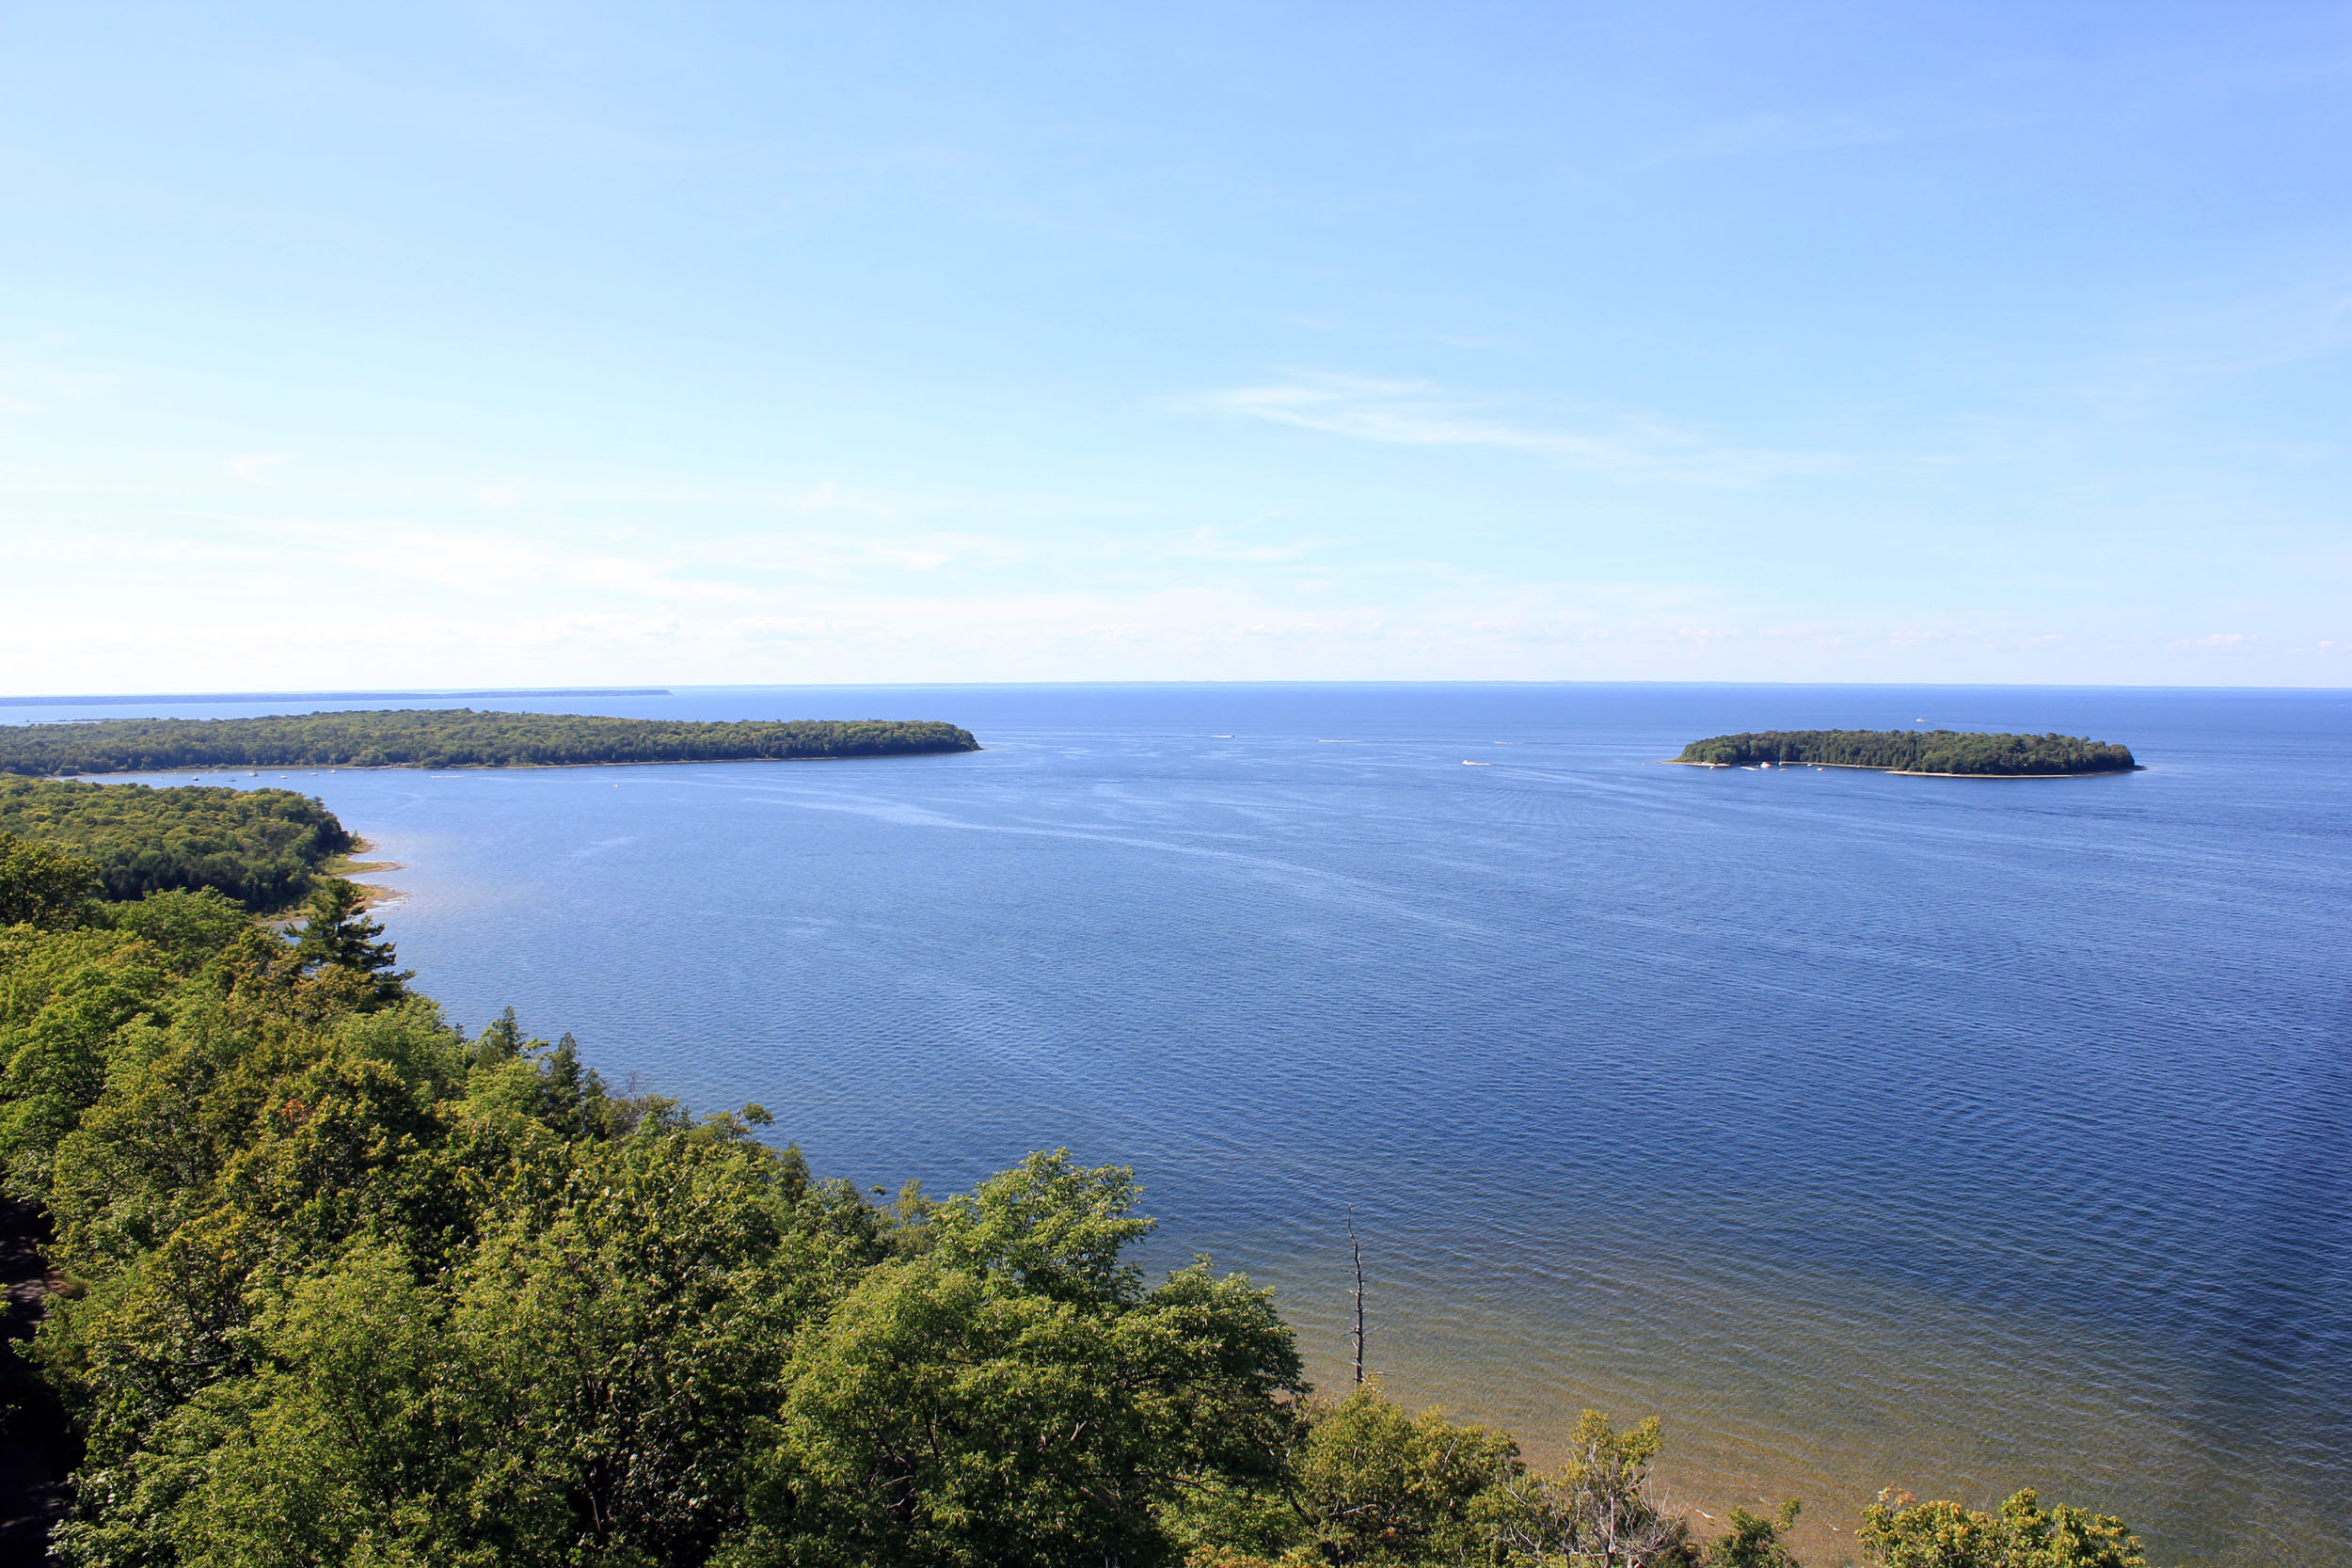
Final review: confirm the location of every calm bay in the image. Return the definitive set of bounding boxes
[40,682,2350,1567]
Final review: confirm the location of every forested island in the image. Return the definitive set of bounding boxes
[0,708,979,775]
[1674,729,2137,776]
[0,783,2153,1567]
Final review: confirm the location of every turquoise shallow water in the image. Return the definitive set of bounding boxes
[33,684,2352,1566]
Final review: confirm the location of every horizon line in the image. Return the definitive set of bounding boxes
[3,679,2346,705]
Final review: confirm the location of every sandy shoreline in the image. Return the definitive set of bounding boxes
[325,838,406,910]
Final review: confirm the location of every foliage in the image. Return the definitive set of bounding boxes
[290,879,409,1004]
[0,922,176,1201]
[0,778,352,911]
[0,833,101,928]
[0,709,981,775]
[1857,1488,2146,1568]
[1281,1386,1522,1565]
[1701,1501,1801,1568]
[1674,731,2136,776]
[754,1158,1305,1568]
[112,888,250,973]
[1490,1409,1694,1568]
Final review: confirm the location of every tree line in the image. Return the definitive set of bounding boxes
[1675,730,2137,776]
[0,778,353,911]
[0,709,980,776]
[0,801,2153,1567]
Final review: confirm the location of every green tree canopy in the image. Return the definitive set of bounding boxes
[1281,1386,1523,1566]
[757,1153,1304,1568]
[0,833,100,928]
[1858,1487,2146,1568]
[0,778,352,911]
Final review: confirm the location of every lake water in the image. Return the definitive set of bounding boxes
[26,683,2351,1566]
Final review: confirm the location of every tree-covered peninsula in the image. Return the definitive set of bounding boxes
[0,708,980,775]
[0,784,2153,1568]
[0,777,353,911]
[1675,729,2137,776]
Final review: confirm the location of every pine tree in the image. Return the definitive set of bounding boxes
[291,879,410,1000]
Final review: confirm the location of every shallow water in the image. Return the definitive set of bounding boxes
[36,684,2351,1566]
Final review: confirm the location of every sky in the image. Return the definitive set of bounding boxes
[2,1,2347,690]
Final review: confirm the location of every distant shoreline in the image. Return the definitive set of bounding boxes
[89,751,984,781]
[0,710,981,776]
[0,688,672,708]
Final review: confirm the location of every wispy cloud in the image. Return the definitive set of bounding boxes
[226,452,291,483]
[1163,528,1319,564]
[1206,372,1838,485]
[795,479,854,515]
[0,360,121,416]
[384,530,759,604]
[1631,99,2043,171]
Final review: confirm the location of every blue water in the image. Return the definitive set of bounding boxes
[28,684,2351,1566]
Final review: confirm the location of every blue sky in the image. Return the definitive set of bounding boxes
[2,2,2346,689]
